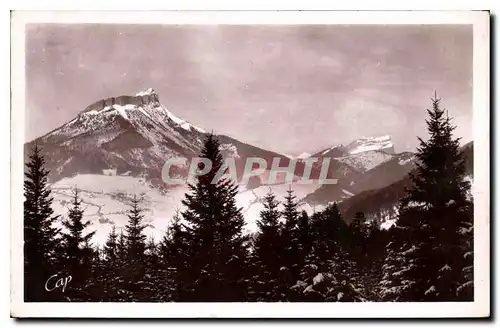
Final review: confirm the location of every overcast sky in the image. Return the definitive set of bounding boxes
[26,24,472,155]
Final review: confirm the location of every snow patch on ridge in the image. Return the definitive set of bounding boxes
[162,106,206,133]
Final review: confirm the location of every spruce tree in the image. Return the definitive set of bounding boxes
[104,225,118,262]
[23,144,61,301]
[123,195,147,299]
[60,188,96,300]
[125,195,147,263]
[116,229,128,264]
[159,213,191,301]
[252,190,285,301]
[115,229,130,301]
[82,241,102,301]
[102,226,119,301]
[143,236,161,300]
[180,133,248,301]
[382,94,473,301]
[280,188,301,286]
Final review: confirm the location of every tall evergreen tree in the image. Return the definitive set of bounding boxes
[142,236,161,300]
[102,225,119,301]
[180,133,248,301]
[60,188,96,300]
[103,225,118,263]
[125,195,147,262]
[381,94,473,301]
[116,229,128,264]
[280,188,301,285]
[123,195,148,299]
[251,190,285,301]
[115,229,130,301]
[23,144,61,301]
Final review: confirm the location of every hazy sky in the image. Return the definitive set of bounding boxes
[26,24,472,155]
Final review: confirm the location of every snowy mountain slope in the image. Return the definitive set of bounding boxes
[51,174,190,244]
[302,152,416,206]
[345,135,394,155]
[310,144,348,159]
[336,150,394,172]
[50,174,321,244]
[308,135,394,161]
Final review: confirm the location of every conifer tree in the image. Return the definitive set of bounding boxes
[159,213,191,301]
[125,195,147,263]
[104,225,118,263]
[143,236,161,300]
[251,190,285,301]
[180,133,248,301]
[123,195,148,298]
[102,226,119,301]
[381,94,473,301]
[82,241,103,301]
[60,188,96,300]
[117,229,128,263]
[24,144,61,301]
[115,229,130,301]
[280,188,301,285]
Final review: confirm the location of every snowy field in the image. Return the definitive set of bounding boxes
[51,174,322,245]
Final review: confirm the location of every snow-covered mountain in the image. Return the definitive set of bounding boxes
[345,135,394,155]
[302,135,415,208]
[309,135,395,167]
[26,88,207,187]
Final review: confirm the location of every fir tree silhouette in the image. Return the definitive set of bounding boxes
[380,93,473,301]
[123,194,148,300]
[251,190,286,301]
[23,144,61,302]
[60,187,96,300]
[179,133,248,301]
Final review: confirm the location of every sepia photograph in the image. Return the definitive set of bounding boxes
[10,10,490,318]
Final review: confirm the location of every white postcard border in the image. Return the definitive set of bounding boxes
[10,10,490,318]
